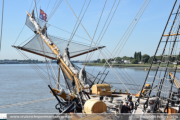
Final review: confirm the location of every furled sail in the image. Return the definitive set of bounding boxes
[79,66,90,92]
[61,63,106,93]
[63,48,79,74]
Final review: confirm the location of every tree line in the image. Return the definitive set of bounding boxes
[93,51,180,64]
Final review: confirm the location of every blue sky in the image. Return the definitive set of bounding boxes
[0,0,175,60]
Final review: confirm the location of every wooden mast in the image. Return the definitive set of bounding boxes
[57,66,60,90]
[26,11,83,93]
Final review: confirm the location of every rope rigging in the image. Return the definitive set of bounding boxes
[47,0,63,22]
[45,0,51,14]
[34,0,40,24]
[133,0,180,113]
[67,0,87,48]
[104,48,139,91]
[32,1,53,86]
[29,0,33,13]
[31,0,61,88]
[15,48,67,89]
[13,25,25,45]
[85,0,118,62]
[101,48,139,93]
[16,48,50,85]
[0,0,4,51]
[64,0,135,96]
[86,0,150,92]
[84,0,107,64]
[66,0,91,48]
[62,0,151,109]
[49,24,91,42]
[112,0,150,60]
[83,0,121,83]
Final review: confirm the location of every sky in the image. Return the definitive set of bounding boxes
[0,0,176,60]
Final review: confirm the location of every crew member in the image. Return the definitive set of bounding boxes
[121,101,129,113]
[147,100,154,113]
[128,97,134,113]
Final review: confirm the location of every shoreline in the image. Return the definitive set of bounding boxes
[83,63,180,69]
[83,63,151,67]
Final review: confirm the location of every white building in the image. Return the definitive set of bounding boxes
[138,61,142,64]
[124,60,131,64]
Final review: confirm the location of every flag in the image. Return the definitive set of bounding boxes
[39,9,47,21]
[43,13,47,21]
[39,9,44,20]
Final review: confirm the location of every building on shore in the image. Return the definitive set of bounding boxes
[138,61,142,64]
[124,60,131,64]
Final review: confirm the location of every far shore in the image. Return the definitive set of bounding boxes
[83,63,150,67]
[83,63,180,69]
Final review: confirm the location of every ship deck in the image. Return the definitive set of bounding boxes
[88,93,147,114]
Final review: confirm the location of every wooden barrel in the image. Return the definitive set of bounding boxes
[84,99,107,113]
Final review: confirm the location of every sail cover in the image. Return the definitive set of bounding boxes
[13,34,105,59]
[62,63,102,92]
[63,63,117,93]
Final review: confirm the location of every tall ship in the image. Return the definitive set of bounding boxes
[2,0,180,119]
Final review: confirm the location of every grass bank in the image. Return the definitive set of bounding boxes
[83,63,178,68]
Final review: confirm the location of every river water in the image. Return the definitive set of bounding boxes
[1,63,180,113]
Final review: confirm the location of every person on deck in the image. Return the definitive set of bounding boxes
[65,47,70,59]
[121,101,130,113]
[147,100,155,113]
[128,97,134,113]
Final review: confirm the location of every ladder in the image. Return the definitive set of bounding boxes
[134,0,180,113]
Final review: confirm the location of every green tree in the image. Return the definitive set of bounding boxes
[93,60,97,63]
[97,59,101,63]
[129,57,134,60]
[131,59,138,64]
[134,52,137,60]
[122,56,130,60]
[134,52,142,61]
[101,59,106,63]
[142,54,150,63]
[148,56,157,63]
[170,57,176,62]
[135,52,142,61]
[108,58,114,62]
[115,57,121,61]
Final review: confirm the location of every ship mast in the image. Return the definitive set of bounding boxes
[26,11,88,97]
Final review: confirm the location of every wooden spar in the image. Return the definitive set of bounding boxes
[60,64,73,82]
[74,75,81,92]
[26,11,30,16]
[12,46,56,60]
[169,73,180,89]
[163,33,180,36]
[70,46,105,58]
[13,45,104,59]
[57,66,60,90]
